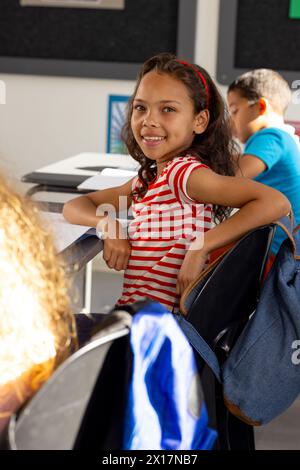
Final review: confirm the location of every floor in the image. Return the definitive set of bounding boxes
[90,268,300,450]
[255,399,300,450]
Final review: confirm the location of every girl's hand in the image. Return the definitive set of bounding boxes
[176,249,209,296]
[98,218,131,271]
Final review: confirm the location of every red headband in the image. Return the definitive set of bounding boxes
[176,60,210,108]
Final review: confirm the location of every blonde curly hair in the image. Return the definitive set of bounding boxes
[0,176,77,418]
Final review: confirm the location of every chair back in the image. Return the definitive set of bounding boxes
[181,225,275,357]
[5,311,132,450]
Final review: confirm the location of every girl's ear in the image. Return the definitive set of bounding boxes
[193,109,210,135]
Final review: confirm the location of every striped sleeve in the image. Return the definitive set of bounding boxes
[165,158,209,204]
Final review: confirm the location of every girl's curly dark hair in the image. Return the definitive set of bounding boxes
[122,52,240,222]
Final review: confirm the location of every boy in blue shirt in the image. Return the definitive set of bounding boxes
[227,69,300,259]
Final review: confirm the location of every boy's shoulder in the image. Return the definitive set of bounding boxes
[248,126,287,140]
[246,126,300,151]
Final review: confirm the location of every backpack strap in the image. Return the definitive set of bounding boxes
[276,221,296,251]
[293,224,300,236]
[276,216,300,260]
[175,314,222,382]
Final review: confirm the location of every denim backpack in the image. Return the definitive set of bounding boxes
[177,219,300,426]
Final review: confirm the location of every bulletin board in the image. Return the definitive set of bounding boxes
[0,0,197,79]
[217,0,300,85]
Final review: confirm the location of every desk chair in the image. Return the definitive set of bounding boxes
[2,311,132,450]
[180,225,275,450]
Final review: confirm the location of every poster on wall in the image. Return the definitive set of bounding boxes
[106,95,130,154]
[20,0,125,9]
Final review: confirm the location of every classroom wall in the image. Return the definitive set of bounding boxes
[0,0,299,183]
[0,73,134,179]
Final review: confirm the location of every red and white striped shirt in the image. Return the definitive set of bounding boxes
[116,155,214,312]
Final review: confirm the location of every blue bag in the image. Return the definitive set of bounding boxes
[178,219,300,426]
[123,301,217,450]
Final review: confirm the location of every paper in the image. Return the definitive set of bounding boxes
[77,173,136,191]
[101,168,137,177]
[36,153,139,176]
[39,211,93,253]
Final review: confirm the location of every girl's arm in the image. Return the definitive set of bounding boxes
[63,178,135,271]
[62,178,134,228]
[176,168,290,295]
[188,168,289,252]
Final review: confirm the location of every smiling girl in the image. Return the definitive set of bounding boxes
[63,53,290,313]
